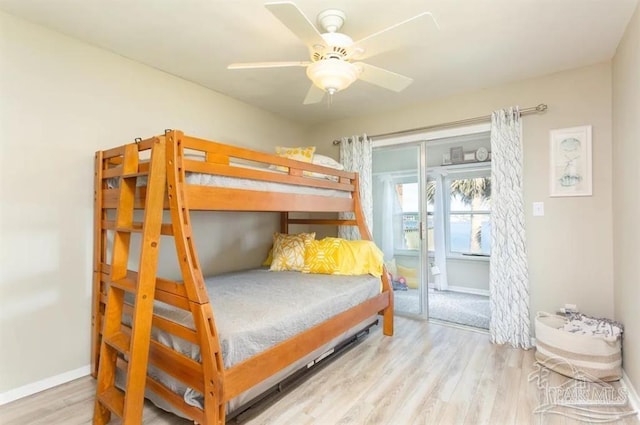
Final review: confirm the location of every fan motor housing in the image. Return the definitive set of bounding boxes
[311,31,353,62]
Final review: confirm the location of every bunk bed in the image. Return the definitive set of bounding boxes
[91,130,394,424]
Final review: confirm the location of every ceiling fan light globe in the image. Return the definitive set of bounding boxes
[306,59,359,94]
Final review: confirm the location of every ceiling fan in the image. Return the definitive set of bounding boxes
[228,1,438,104]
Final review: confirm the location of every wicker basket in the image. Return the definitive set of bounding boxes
[534,312,622,382]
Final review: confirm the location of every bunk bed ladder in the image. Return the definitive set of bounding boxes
[94,138,167,425]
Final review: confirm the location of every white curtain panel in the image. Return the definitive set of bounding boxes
[379,175,402,259]
[339,134,373,240]
[432,175,449,291]
[489,106,532,349]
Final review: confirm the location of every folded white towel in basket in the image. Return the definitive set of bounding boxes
[561,313,623,338]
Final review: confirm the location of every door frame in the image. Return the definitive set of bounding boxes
[372,123,491,320]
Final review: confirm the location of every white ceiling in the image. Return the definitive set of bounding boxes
[1,0,637,125]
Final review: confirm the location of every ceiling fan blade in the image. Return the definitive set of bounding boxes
[228,61,311,70]
[352,12,439,60]
[303,84,325,104]
[354,63,413,92]
[265,2,326,48]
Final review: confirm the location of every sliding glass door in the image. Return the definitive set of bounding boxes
[372,144,428,317]
[372,129,492,328]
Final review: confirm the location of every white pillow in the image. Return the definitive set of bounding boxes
[312,154,344,170]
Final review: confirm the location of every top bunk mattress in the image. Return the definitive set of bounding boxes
[152,268,381,369]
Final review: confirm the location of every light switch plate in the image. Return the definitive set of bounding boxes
[533,202,544,216]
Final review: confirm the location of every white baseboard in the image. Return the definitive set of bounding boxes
[445,285,490,297]
[427,283,490,297]
[622,370,640,413]
[0,364,91,406]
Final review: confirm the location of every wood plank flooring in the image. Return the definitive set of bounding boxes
[1,317,638,425]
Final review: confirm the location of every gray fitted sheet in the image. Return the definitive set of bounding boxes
[144,268,381,414]
[153,268,381,368]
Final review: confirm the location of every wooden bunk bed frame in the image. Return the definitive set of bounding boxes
[91,130,394,424]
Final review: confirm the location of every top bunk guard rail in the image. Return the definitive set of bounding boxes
[181,135,356,189]
[100,131,359,212]
[92,130,393,425]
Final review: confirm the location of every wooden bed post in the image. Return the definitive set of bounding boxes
[352,174,394,336]
[280,212,289,234]
[91,150,105,378]
[165,130,225,424]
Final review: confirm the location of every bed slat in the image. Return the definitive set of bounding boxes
[286,218,358,226]
[119,325,204,393]
[120,303,199,344]
[148,339,204,393]
[185,185,355,212]
[154,288,191,311]
[150,313,199,344]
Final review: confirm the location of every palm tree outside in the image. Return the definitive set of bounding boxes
[426,176,492,254]
[450,177,491,254]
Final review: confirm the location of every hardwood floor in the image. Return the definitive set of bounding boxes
[1,317,637,425]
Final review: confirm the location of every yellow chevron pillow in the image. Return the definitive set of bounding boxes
[270,232,316,272]
[302,237,342,274]
[274,146,316,172]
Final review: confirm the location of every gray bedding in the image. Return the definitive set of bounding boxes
[144,268,381,414]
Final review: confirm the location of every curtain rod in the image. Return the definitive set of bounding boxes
[332,103,548,145]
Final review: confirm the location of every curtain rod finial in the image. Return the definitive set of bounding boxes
[536,104,548,113]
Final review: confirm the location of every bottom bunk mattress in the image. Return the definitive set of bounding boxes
[143,268,382,416]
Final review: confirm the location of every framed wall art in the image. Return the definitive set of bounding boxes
[549,125,592,197]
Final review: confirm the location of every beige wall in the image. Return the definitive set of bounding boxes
[446,259,489,293]
[310,62,615,329]
[612,1,640,394]
[0,11,305,395]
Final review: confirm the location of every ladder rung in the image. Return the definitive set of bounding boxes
[97,387,125,418]
[102,220,174,236]
[120,172,147,179]
[110,277,136,293]
[114,226,138,233]
[104,331,131,356]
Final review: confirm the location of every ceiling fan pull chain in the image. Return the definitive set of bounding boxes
[327,92,333,108]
